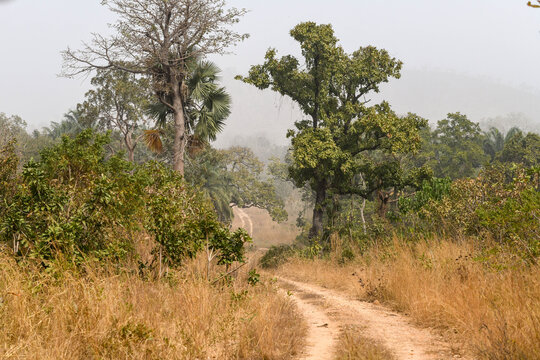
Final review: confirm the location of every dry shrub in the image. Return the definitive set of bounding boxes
[0,251,305,359]
[275,238,540,359]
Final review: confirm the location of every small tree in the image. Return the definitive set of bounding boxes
[62,0,247,175]
[78,70,152,162]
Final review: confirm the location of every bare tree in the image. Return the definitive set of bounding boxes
[62,0,247,174]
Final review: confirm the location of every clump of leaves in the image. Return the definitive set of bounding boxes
[259,245,297,269]
[247,269,260,286]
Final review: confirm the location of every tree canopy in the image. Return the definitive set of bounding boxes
[238,22,426,237]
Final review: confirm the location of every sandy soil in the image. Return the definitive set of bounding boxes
[278,277,469,360]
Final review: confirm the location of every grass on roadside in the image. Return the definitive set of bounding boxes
[334,326,395,360]
[0,250,305,360]
[272,237,540,360]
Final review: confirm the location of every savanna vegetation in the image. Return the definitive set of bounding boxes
[1,0,539,359]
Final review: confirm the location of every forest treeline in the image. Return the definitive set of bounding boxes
[1,21,540,265]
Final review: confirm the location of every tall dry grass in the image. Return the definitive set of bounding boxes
[0,250,305,359]
[274,237,540,359]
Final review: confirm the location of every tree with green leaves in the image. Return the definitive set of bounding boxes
[499,130,540,167]
[78,70,152,162]
[483,126,521,161]
[62,0,247,175]
[237,22,426,237]
[425,113,487,179]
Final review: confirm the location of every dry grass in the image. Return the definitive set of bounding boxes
[274,237,540,359]
[334,326,395,360]
[0,251,305,359]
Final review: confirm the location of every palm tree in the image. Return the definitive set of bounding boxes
[185,148,234,222]
[44,110,87,140]
[483,126,522,160]
[144,60,231,155]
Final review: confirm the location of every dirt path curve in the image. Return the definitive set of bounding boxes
[277,276,467,360]
[235,207,253,236]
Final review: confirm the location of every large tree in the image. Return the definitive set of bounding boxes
[238,22,425,237]
[62,0,247,174]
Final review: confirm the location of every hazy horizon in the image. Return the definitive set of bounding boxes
[1,0,540,147]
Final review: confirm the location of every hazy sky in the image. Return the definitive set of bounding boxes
[1,0,540,145]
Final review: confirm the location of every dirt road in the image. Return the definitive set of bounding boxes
[278,277,467,360]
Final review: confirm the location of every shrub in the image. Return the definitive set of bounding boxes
[260,245,297,269]
[409,164,539,261]
[0,130,251,268]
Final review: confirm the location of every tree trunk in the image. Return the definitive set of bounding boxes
[309,183,326,238]
[359,173,367,235]
[172,88,186,175]
[124,130,135,163]
[377,190,389,218]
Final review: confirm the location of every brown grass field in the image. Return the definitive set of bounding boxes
[0,251,305,360]
[273,237,540,359]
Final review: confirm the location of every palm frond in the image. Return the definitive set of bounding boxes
[145,103,170,128]
[143,129,164,153]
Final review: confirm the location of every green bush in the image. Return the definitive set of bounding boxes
[408,165,539,261]
[0,130,250,268]
[259,245,297,269]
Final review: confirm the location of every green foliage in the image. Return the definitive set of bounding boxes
[238,22,426,237]
[185,146,287,223]
[247,269,260,286]
[77,69,152,162]
[146,59,231,156]
[259,245,297,269]
[399,177,452,214]
[412,165,539,261]
[0,113,52,164]
[0,130,251,268]
[0,141,18,199]
[422,113,488,179]
[499,131,540,167]
[0,131,143,261]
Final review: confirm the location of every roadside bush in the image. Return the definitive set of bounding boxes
[260,245,298,269]
[0,130,250,268]
[407,164,539,261]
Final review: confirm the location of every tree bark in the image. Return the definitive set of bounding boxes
[172,86,186,175]
[124,130,135,163]
[309,183,326,238]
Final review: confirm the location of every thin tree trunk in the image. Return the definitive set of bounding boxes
[309,183,326,238]
[124,129,136,163]
[172,87,186,175]
[359,173,367,235]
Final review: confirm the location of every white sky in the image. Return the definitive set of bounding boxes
[1,0,540,145]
